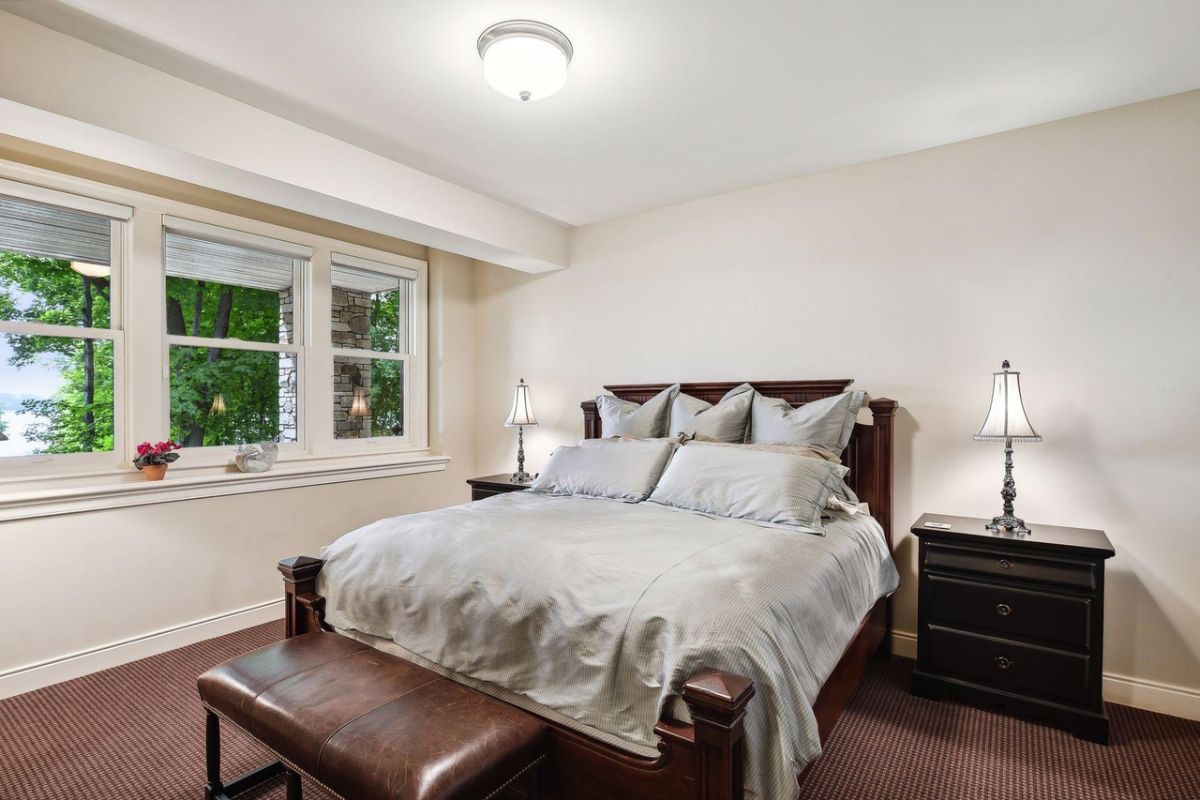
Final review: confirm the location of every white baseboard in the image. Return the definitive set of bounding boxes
[891,629,1200,721]
[0,599,284,700]
[892,629,919,659]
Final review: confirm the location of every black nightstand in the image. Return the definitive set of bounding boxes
[466,473,532,501]
[910,513,1116,743]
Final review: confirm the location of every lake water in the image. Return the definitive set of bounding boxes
[0,410,45,457]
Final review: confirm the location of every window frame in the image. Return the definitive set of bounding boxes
[0,159,432,490]
[0,179,131,475]
[328,251,425,453]
[161,216,313,466]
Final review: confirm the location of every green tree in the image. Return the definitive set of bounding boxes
[166,276,287,447]
[368,290,403,436]
[0,252,113,453]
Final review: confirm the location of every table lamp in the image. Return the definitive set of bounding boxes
[505,378,538,483]
[975,360,1042,535]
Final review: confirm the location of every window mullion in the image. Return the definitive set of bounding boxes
[308,246,333,456]
[126,207,166,455]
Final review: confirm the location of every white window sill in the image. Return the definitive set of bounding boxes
[0,452,450,522]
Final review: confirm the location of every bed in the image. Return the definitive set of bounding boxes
[277,380,899,800]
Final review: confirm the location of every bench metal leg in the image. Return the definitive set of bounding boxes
[528,761,543,800]
[204,709,287,799]
[286,769,303,800]
[205,711,224,800]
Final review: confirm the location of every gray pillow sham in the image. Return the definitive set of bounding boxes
[647,444,849,531]
[597,384,680,438]
[750,390,867,454]
[668,383,754,442]
[529,439,678,502]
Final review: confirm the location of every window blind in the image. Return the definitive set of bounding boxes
[165,231,296,291]
[0,196,111,265]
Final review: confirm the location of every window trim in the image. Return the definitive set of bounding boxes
[162,217,311,461]
[0,206,128,473]
[329,251,423,451]
[0,158,434,492]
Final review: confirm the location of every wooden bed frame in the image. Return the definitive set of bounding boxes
[277,380,897,800]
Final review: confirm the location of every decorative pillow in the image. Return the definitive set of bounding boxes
[648,445,849,531]
[750,391,867,454]
[668,383,754,442]
[529,439,678,502]
[597,384,680,438]
[686,438,841,462]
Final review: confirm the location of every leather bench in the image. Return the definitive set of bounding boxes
[197,632,547,800]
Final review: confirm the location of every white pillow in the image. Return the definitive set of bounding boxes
[668,383,754,442]
[597,384,680,438]
[750,391,866,454]
[529,439,678,502]
[648,444,848,531]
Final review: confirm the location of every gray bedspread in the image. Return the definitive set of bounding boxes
[318,492,898,800]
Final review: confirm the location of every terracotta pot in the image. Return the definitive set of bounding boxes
[142,463,169,481]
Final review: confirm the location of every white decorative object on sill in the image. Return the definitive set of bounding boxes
[234,442,279,474]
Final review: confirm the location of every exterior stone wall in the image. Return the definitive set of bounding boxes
[277,287,297,442]
[332,288,373,438]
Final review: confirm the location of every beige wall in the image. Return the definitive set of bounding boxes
[474,91,1200,707]
[1,249,476,676]
[0,142,478,680]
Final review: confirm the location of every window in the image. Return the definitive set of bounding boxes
[0,165,431,493]
[0,186,128,462]
[163,218,310,449]
[331,254,415,442]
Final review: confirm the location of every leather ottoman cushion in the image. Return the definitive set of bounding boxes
[198,632,546,800]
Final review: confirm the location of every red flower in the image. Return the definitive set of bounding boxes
[137,443,150,456]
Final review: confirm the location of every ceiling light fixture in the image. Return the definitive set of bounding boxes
[477,20,572,102]
[70,261,111,279]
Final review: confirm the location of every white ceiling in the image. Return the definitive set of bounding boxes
[8,0,1200,226]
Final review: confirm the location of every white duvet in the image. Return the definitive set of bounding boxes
[318,492,898,800]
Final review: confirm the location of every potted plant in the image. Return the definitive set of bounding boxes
[133,441,181,481]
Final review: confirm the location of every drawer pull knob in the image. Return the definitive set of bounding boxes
[996,603,1013,616]
[994,655,1014,670]
[998,559,1012,569]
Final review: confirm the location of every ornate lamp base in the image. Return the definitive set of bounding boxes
[986,513,1030,536]
[988,438,1031,536]
[511,425,533,484]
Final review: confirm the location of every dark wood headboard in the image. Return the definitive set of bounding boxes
[580,381,898,551]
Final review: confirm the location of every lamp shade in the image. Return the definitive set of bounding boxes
[71,261,111,279]
[974,361,1041,442]
[210,393,227,415]
[505,378,538,427]
[349,386,370,417]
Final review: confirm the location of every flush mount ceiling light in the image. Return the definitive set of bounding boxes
[477,20,573,102]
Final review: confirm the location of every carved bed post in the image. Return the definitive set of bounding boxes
[278,556,326,638]
[682,670,756,800]
[866,397,897,659]
[580,399,600,439]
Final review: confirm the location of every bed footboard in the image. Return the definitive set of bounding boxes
[276,556,753,800]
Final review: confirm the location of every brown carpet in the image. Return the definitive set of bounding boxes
[0,622,1197,800]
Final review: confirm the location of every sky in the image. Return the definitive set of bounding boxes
[0,335,58,457]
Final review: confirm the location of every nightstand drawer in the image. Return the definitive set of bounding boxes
[924,624,1092,705]
[925,542,1097,590]
[925,574,1091,648]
